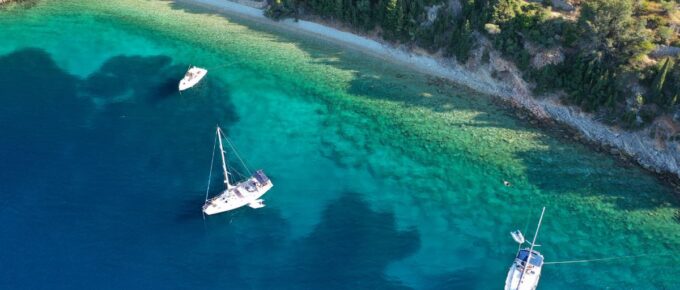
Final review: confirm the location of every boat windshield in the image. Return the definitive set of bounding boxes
[517,249,544,267]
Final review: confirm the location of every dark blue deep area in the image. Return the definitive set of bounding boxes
[0,49,427,289]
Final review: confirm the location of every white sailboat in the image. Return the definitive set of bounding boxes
[178,66,208,91]
[202,126,273,215]
[505,207,546,290]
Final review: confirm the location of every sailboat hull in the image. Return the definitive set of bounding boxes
[203,175,273,215]
[505,249,543,290]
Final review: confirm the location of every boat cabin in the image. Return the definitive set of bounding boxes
[516,249,544,267]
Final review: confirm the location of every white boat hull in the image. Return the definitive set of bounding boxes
[505,250,543,290]
[179,67,207,91]
[203,176,272,215]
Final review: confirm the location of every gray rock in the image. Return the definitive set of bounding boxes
[551,0,575,11]
[650,45,680,59]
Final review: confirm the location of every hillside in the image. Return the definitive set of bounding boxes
[266,0,680,140]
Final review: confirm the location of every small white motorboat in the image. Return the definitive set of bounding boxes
[202,126,273,215]
[178,66,208,91]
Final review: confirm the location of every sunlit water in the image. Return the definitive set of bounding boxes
[0,1,678,289]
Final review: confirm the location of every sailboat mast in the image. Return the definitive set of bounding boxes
[217,127,231,189]
[519,207,546,285]
[528,207,546,253]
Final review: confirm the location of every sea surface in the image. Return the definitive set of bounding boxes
[0,1,678,289]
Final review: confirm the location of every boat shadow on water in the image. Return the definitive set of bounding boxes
[78,54,199,104]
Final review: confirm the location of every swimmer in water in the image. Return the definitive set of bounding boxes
[503,180,512,187]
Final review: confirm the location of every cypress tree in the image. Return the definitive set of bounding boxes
[385,0,403,39]
[651,58,672,104]
[333,0,343,20]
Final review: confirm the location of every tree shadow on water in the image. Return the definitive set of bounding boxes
[273,193,421,290]
[0,48,89,130]
[0,47,240,214]
[0,48,92,198]
[80,55,188,104]
[515,133,679,211]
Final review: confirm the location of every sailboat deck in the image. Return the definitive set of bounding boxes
[203,176,272,215]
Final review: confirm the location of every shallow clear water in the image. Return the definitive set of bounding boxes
[0,1,678,289]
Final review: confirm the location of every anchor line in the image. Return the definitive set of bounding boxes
[544,253,673,265]
[208,61,242,71]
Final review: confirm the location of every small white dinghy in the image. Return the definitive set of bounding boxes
[511,230,525,244]
[178,66,207,91]
[202,126,273,215]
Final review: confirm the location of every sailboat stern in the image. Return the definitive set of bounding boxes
[505,249,544,290]
[248,199,265,209]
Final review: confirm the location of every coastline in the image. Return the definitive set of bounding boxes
[179,0,680,187]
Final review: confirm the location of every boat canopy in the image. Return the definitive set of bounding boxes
[517,249,544,267]
[254,170,270,184]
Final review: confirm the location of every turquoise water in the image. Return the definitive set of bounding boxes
[0,1,678,289]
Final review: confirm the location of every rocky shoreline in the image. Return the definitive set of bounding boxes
[180,0,680,191]
[494,91,680,193]
[0,0,35,6]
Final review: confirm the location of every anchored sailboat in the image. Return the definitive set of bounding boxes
[202,126,273,215]
[501,207,673,288]
[505,207,546,290]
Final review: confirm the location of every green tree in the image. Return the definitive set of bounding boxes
[448,20,473,61]
[665,59,680,107]
[579,0,652,66]
[492,0,521,24]
[384,0,404,39]
[651,58,673,104]
[332,0,343,20]
[657,26,674,45]
[356,0,372,30]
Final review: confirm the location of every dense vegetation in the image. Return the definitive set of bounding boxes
[0,0,40,8]
[266,0,680,128]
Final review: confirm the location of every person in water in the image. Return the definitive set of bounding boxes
[503,180,512,187]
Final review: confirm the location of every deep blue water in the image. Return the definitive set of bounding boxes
[0,46,425,289]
